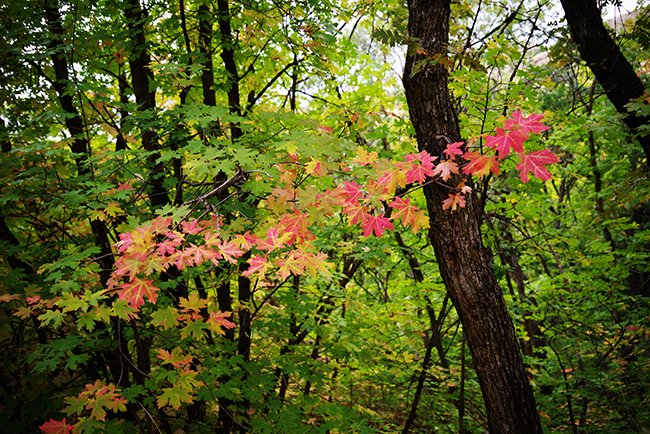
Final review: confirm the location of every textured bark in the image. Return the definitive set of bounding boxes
[403,1,542,432]
[560,0,650,165]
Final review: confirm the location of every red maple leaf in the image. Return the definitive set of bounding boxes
[342,201,370,226]
[342,181,364,203]
[362,214,394,237]
[462,151,500,178]
[181,219,202,235]
[485,127,528,158]
[117,278,159,310]
[515,150,559,183]
[443,141,464,159]
[256,227,288,252]
[279,211,314,244]
[404,150,436,183]
[115,233,133,253]
[39,418,73,434]
[242,255,270,278]
[388,197,429,232]
[504,110,549,134]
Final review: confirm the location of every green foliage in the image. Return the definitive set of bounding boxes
[0,0,648,433]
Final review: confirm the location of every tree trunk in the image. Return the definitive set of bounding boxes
[124,0,170,207]
[560,0,650,165]
[402,1,542,432]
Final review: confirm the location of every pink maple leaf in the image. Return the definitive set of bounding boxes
[515,150,559,183]
[504,110,549,134]
[362,214,394,237]
[181,220,202,235]
[443,142,464,159]
[242,255,270,278]
[342,181,364,203]
[117,278,158,310]
[404,150,436,183]
[432,159,459,181]
[218,241,244,264]
[485,127,528,159]
[40,418,73,434]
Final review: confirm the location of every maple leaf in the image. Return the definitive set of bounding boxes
[206,310,236,334]
[404,150,436,183]
[443,141,464,159]
[317,124,333,134]
[156,231,183,256]
[112,253,147,282]
[442,193,466,212]
[485,127,528,158]
[171,248,197,271]
[279,211,314,244]
[388,197,429,233]
[157,368,202,410]
[242,254,270,278]
[115,233,133,253]
[117,278,158,310]
[305,157,328,177]
[149,217,172,234]
[462,151,500,178]
[77,381,127,422]
[181,219,202,235]
[0,293,20,303]
[117,182,133,191]
[352,146,378,166]
[39,418,73,434]
[256,227,289,252]
[432,159,459,181]
[275,252,306,279]
[179,291,208,312]
[157,348,193,368]
[294,250,333,278]
[504,110,549,134]
[315,187,346,215]
[342,201,370,226]
[515,150,559,183]
[184,243,222,267]
[342,181,364,203]
[218,240,244,263]
[232,232,258,251]
[150,306,180,329]
[369,170,395,196]
[362,214,394,237]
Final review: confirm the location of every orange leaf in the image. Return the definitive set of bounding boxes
[117,278,158,310]
[462,151,500,178]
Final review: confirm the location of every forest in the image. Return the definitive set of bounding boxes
[0,0,648,432]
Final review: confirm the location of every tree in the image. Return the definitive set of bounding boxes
[402,0,542,432]
[1,1,648,433]
[560,0,650,166]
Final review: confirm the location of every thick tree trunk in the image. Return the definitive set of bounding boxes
[560,0,650,165]
[403,1,542,433]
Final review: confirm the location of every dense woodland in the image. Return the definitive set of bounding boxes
[0,0,648,432]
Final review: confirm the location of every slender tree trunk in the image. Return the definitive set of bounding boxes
[560,0,650,165]
[403,1,542,432]
[124,0,170,207]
